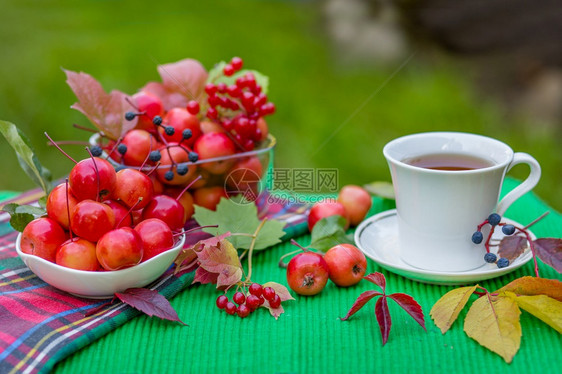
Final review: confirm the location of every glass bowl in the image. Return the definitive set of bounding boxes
[15,233,186,299]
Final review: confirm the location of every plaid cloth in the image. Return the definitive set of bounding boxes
[0,189,309,374]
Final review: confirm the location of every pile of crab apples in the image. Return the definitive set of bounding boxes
[20,151,188,272]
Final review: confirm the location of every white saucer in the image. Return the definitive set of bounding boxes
[355,210,534,285]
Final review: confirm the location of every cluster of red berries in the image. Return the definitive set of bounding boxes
[203,57,276,152]
[216,283,282,318]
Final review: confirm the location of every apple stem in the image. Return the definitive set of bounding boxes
[145,162,160,177]
[72,123,99,134]
[176,175,203,201]
[47,140,90,146]
[65,178,73,239]
[104,136,123,161]
[138,134,154,171]
[117,198,143,228]
[178,224,219,236]
[85,147,101,202]
[277,249,302,269]
[44,132,77,164]
[290,239,310,253]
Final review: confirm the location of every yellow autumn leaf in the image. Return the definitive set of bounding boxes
[430,285,478,334]
[496,276,562,302]
[464,294,521,363]
[504,291,562,334]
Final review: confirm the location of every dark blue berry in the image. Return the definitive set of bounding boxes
[125,111,136,121]
[471,231,483,244]
[149,150,161,162]
[488,213,501,226]
[484,252,497,263]
[164,126,175,136]
[90,145,103,157]
[497,258,509,268]
[188,152,199,163]
[176,163,188,176]
[117,144,127,155]
[164,170,174,181]
[182,129,192,140]
[502,224,515,235]
[152,116,163,125]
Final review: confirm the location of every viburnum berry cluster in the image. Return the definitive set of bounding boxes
[216,283,282,318]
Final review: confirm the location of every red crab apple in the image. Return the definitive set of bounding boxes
[70,200,116,242]
[69,157,117,201]
[96,227,143,270]
[194,132,236,174]
[286,252,330,296]
[142,195,185,231]
[120,129,153,167]
[324,244,367,287]
[337,185,372,226]
[133,91,164,131]
[56,238,101,271]
[156,144,197,185]
[308,200,349,231]
[103,200,133,228]
[113,168,154,209]
[20,217,67,263]
[134,218,174,261]
[46,183,78,230]
[159,107,201,145]
[164,187,195,222]
[193,186,227,211]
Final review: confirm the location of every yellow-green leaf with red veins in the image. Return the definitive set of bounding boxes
[496,276,562,302]
[193,238,242,289]
[430,285,478,334]
[64,69,137,140]
[261,281,295,319]
[143,58,208,111]
[464,294,521,363]
[504,291,562,333]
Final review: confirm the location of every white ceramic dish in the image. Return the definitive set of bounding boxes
[16,233,185,299]
[355,210,534,285]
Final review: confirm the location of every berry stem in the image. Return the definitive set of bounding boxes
[44,132,77,164]
[47,140,90,146]
[245,218,268,282]
[72,123,100,134]
[523,211,550,230]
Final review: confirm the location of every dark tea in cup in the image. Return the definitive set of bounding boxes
[403,153,494,171]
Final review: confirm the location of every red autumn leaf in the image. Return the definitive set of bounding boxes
[64,69,137,139]
[143,58,208,111]
[340,290,383,321]
[533,238,562,273]
[192,266,219,285]
[375,296,392,346]
[388,293,426,330]
[115,288,187,325]
[261,282,295,320]
[195,238,243,289]
[364,272,386,291]
[498,235,528,262]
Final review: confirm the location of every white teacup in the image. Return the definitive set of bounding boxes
[383,132,541,272]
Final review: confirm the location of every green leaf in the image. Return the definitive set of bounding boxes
[0,120,52,194]
[15,205,46,216]
[2,203,46,232]
[309,215,354,252]
[38,196,48,209]
[363,181,395,200]
[207,62,269,94]
[9,212,34,232]
[2,203,18,215]
[193,198,285,250]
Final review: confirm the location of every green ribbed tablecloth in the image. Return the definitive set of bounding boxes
[17,179,562,373]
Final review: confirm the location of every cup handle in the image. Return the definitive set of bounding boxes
[496,152,541,215]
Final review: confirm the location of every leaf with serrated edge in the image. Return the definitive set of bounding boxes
[364,272,386,292]
[430,285,478,334]
[340,290,383,321]
[0,121,51,194]
[196,239,243,288]
[389,293,426,330]
[498,236,528,262]
[193,199,285,250]
[496,276,562,302]
[375,296,392,346]
[464,294,521,363]
[261,282,294,319]
[504,291,562,333]
[192,267,219,285]
[310,215,354,252]
[533,238,562,273]
[115,288,187,325]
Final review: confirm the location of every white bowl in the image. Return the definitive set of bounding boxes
[16,233,185,299]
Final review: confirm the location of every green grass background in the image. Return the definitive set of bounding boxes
[1,0,560,211]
